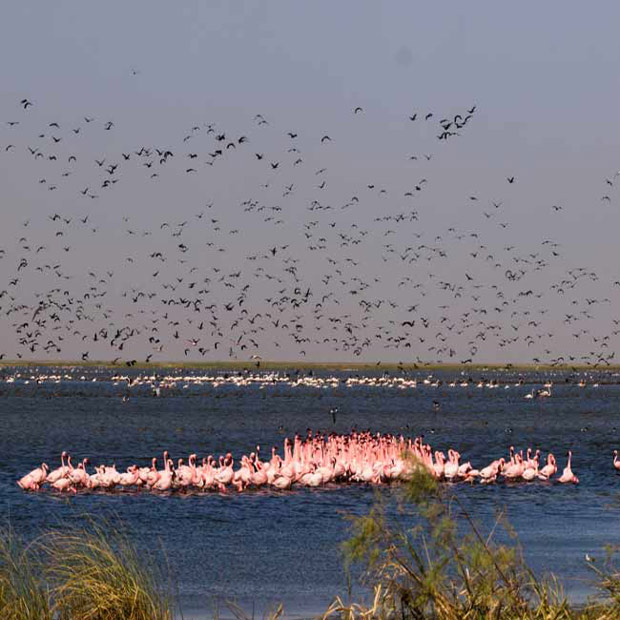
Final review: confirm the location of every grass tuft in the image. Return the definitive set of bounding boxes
[0,525,51,620]
[42,518,172,620]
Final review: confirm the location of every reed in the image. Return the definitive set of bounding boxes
[0,525,51,620]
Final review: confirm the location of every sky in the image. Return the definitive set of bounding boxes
[1,2,620,364]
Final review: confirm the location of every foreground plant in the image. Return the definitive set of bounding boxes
[324,461,619,619]
[0,525,51,620]
[41,518,172,620]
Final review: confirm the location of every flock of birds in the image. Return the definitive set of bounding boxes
[0,367,610,398]
[2,96,620,366]
[5,96,620,500]
[18,430,603,494]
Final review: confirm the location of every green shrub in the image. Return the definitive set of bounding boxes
[325,456,619,619]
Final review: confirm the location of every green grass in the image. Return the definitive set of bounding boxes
[43,519,172,620]
[0,525,51,620]
[0,519,172,620]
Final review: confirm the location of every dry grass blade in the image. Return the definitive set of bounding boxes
[322,583,385,619]
[224,598,285,620]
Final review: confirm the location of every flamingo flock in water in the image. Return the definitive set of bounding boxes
[16,431,597,493]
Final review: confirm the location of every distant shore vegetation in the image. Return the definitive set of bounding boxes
[1,359,618,373]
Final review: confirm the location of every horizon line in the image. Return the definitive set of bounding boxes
[0,359,617,372]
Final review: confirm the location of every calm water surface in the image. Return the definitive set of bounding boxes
[1,366,619,617]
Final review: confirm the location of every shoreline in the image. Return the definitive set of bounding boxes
[1,359,619,372]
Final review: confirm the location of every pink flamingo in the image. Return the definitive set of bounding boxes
[102,464,121,488]
[152,451,170,485]
[17,463,48,490]
[16,430,597,494]
[46,451,69,484]
[215,454,234,486]
[153,458,174,491]
[538,453,557,480]
[503,454,525,480]
[522,465,538,481]
[614,450,620,472]
[233,456,253,487]
[176,456,194,488]
[272,474,292,489]
[557,451,579,484]
[69,458,90,488]
[136,458,157,486]
[88,466,103,489]
[201,456,217,489]
[250,460,268,486]
[444,450,459,480]
[51,477,75,493]
[432,451,445,479]
[146,457,160,487]
[119,465,140,487]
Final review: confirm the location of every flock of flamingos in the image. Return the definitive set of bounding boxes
[18,431,620,493]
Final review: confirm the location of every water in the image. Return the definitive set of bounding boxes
[1,366,619,617]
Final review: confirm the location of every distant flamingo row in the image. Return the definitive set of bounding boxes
[2,370,606,394]
[18,431,615,493]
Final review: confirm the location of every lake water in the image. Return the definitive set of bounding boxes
[1,366,618,617]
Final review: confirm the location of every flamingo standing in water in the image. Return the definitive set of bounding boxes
[614,450,620,472]
[201,456,217,489]
[478,458,504,484]
[443,449,459,480]
[69,458,90,488]
[88,465,104,489]
[272,473,293,489]
[522,452,539,481]
[15,432,594,494]
[145,457,160,487]
[215,454,234,486]
[137,460,155,486]
[101,464,121,488]
[51,476,75,492]
[557,451,579,484]
[249,453,268,486]
[17,463,48,490]
[432,451,445,479]
[176,456,194,488]
[46,451,69,484]
[538,453,557,480]
[119,465,140,487]
[503,453,525,480]
[153,458,174,491]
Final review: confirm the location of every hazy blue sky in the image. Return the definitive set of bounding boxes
[2,2,620,364]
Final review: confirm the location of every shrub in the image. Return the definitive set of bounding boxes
[324,457,619,619]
